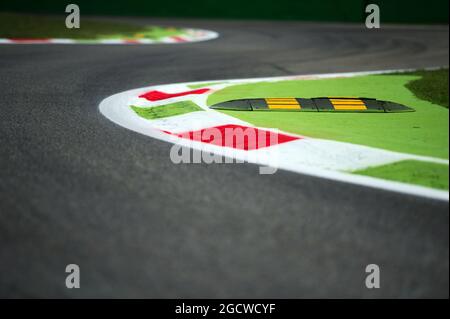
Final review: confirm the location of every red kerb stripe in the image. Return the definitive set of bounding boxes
[167,124,300,150]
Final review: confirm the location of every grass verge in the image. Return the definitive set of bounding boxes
[208,70,449,159]
[0,12,185,40]
[187,82,227,89]
[353,160,449,190]
[131,101,203,120]
[405,69,449,108]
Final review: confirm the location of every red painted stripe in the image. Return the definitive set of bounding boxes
[139,88,210,101]
[123,39,141,44]
[167,124,300,150]
[171,36,187,42]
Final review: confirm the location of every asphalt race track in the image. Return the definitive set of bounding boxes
[0,18,448,298]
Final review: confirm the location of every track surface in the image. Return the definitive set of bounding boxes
[0,18,448,298]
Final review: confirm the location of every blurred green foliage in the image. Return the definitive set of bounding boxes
[1,0,448,23]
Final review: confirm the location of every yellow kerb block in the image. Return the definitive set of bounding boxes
[266,98,301,110]
[330,99,367,110]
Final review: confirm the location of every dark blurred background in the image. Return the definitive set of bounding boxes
[1,0,448,24]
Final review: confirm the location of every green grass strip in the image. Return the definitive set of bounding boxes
[187,82,227,89]
[0,12,186,40]
[208,71,449,159]
[353,160,449,190]
[130,101,203,120]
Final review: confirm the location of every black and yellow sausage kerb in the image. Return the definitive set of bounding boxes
[210,97,414,113]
